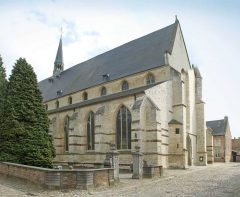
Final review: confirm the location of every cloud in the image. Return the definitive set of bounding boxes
[0,1,239,137]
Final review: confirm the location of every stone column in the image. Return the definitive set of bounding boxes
[132,146,143,179]
[104,144,119,181]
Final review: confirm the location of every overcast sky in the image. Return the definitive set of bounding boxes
[0,0,239,137]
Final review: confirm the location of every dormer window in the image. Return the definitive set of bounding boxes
[48,77,54,83]
[57,89,63,96]
[122,81,129,91]
[146,73,155,85]
[102,74,110,81]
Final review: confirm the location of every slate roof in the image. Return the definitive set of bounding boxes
[39,20,178,102]
[206,118,227,136]
[168,119,183,125]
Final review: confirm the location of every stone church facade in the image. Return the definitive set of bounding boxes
[39,19,207,169]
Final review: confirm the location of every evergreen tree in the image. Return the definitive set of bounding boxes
[0,58,55,168]
[0,55,7,120]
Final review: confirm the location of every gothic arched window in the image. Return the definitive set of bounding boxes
[83,92,88,100]
[116,106,131,149]
[87,111,95,150]
[56,100,59,109]
[146,73,155,85]
[122,81,129,91]
[101,86,107,96]
[64,116,70,152]
[68,96,72,104]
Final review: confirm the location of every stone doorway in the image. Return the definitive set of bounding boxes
[187,135,192,166]
[232,151,237,162]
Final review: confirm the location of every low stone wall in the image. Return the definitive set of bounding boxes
[0,162,114,190]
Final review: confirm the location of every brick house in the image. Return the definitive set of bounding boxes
[232,138,240,162]
[206,116,232,162]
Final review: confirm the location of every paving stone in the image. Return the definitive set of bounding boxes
[1,163,240,196]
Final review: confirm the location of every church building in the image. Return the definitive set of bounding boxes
[38,18,207,168]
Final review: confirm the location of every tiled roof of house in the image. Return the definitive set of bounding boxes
[206,117,228,136]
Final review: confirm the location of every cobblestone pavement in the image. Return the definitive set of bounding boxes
[1,163,240,197]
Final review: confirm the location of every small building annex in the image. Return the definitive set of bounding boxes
[206,116,232,162]
[38,18,207,169]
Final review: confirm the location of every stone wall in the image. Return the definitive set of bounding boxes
[47,66,172,166]
[232,138,240,162]
[224,121,232,162]
[232,138,240,151]
[45,66,170,111]
[0,162,114,190]
[206,128,214,163]
[213,136,226,162]
[213,121,232,163]
[167,22,191,72]
[43,63,206,169]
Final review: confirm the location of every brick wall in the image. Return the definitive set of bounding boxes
[232,138,240,152]
[213,133,232,162]
[213,136,225,162]
[232,138,240,162]
[0,162,114,190]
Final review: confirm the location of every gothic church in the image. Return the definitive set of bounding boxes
[39,19,207,168]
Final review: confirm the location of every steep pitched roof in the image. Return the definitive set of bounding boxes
[54,38,63,66]
[206,118,228,136]
[168,119,183,125]
[39,21,178,102]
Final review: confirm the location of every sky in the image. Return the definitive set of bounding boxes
[0,0,239,137]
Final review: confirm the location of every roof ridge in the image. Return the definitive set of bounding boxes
[206,119,224,123]
[45,22,176,77]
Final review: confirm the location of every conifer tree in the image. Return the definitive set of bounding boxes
[0,55,7,119]
[0,58,55,168]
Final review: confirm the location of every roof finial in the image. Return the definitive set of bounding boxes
[60,26,63,39]
[175,15,178,22]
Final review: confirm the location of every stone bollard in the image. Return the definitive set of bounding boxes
[132,145,143,179]
[104,143,119,181]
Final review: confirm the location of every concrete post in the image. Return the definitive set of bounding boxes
[132,146,143,179]
[104,143,119,181]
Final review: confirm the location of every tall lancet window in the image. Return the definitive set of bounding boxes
[83,92,88,100]
[64,116,70,152]
[116,106,132,149]
[87,111,95,150]
[122,81,129,91]
[101,86,107,96]
[146,73,155,85]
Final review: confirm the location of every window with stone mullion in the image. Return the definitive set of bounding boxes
[64,116,70,152]
[87,112,95,150]
[116,106,132,150]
